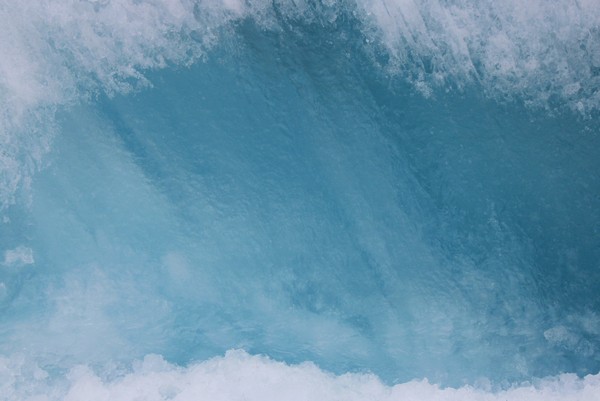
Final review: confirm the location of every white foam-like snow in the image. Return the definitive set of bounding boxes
[1,350,599,401]
[358,0,600,111]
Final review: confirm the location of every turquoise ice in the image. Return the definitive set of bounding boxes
[0,1,599,399]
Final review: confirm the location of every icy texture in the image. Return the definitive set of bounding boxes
[1,0,600,207]
[359,0,600,110]
[2,351,600,401]
[0,0,599,396]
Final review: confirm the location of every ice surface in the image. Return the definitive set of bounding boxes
[0,0,599,397]
[2,350,600,401]
[1,0,599,209]
[2,246,34,267]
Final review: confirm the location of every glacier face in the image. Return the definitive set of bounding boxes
[0,0,599,396]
